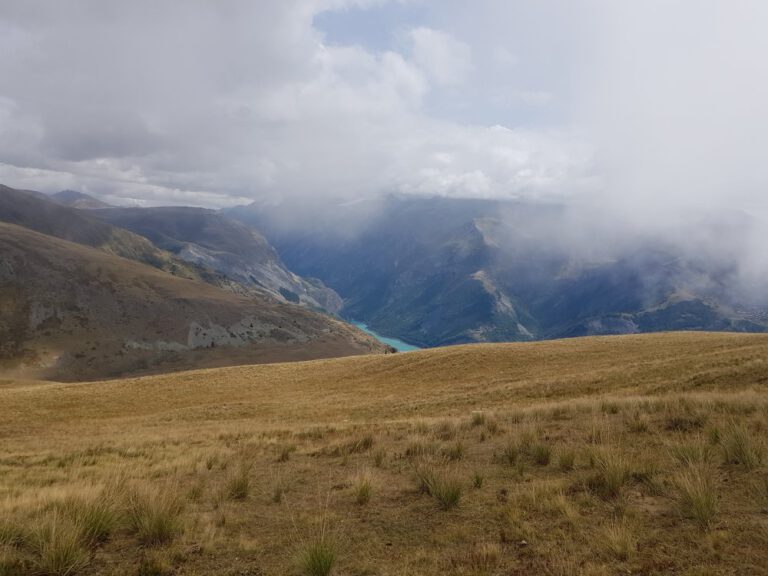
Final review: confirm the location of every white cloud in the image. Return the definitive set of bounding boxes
[2,0,768,297]
[409,27,472,87]
[1,0,766,234]
[0,0,586,207]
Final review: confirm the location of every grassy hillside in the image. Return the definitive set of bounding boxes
[2,333,768,575]
[0,185,336,310]
[0,223,385,381]
[0,185,203,280]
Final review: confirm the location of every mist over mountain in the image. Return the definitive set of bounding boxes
[4,4,768,573]
[231,194,768,346]
[91,206,342,312]
[2,2,768,349]
[50,189,112,209]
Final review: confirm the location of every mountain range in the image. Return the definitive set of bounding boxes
[230,194,768,347]
[0,185,386,380]
[4,183,766,373]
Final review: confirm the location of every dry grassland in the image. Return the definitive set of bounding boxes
[1,332,768,575]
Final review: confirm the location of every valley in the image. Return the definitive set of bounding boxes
[231,195,768,348]
[350,321,421,352]
[2,4,767,575]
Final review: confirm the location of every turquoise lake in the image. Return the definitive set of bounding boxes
[351,321,421,352]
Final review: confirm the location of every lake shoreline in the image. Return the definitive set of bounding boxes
[350,321,421,352]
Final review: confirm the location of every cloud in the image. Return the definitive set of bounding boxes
[0,0,766,241]
[409,27,471,87]
[576,0,768,218]
[0,0,588,206]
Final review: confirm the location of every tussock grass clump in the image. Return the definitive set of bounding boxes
[29,511,90,576]
[353,471,373,506]
[668,416,707,432]
[624,410,650,433]
[413,461,462,510]
[372,448,386,468]
[225,464,251,501]
[600,401,621,415]
[670,442,711,467]
[0,519,25,548]
[470,412,487,427]
[57,492,121,546]
[586,448,631,499]
[187,480,205,502]
[411,419,431,435]
[472,471,484,489]
[405,439,439,459]
[430,476,463,510]
[270,470,287,504]
[126,485,184,546]
[706,426,721,445]
[2,485,123,575]
[434,420,459,441]
[517,429,535,455]
[485,419,500,435]
[413,460,439,495]
[588,418,609,444]
[500,440,519,466]
[204,453,219,471]
[517,482,566,516]
[502,433,550,467]
[674,464,718,530]
[443,440,465,461]
[498,506,531,545]
[549,490,579,525]
[601,520,637,561]
[298,537,336,576]
[663,398,707,432]
[343,433,375,454]
[720,421,762,470]
[630,459,663,494]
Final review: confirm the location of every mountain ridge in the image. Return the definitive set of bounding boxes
[90,206,343,312]
[50,189,112,209]
[229,194,768,346]
[0,222,386,381]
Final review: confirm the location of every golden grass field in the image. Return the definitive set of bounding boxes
[1,332,768,575]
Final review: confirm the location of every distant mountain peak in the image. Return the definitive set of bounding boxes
[51,190,112,209]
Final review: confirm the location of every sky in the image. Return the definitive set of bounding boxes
[0,0,767,217]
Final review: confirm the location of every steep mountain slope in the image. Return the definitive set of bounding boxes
[91,206,342,312]
[50,189,112,209]
[0,223,386,381]
[0,184,205,280]
[230,195,768,346]
[0,185,339,311]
